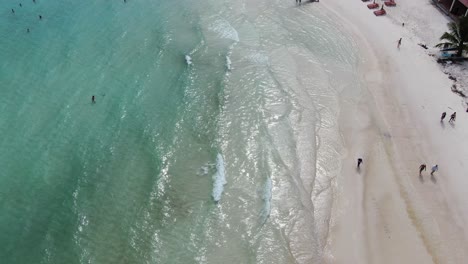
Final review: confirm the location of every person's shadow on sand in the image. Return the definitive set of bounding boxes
[440,121,445,129]
[419,174,424,183]
[431,174,437,183]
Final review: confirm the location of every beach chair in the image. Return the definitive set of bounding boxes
[374,6,387,15]
[384,0,396,6]
[367,2,379,8]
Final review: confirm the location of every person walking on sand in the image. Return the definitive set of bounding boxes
[397,38,402,49]
[449,112,456,123]
[419,164,426,176]
[430,165,438,175]
[357,158,363,169]
[440,112,446,121]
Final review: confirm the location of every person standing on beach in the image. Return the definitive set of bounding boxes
[430,165,438,175]
[449,112,456,123]
[441,112,446,121]
[357,158,363,169]
[419,164,426,176]
[397,38,402,49]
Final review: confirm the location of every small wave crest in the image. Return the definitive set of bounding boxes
[226,56,232,71]
[212,153,226,202]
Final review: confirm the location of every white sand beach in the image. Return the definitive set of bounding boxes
[317,0,468,263]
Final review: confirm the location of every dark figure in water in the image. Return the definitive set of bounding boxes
[39,15,42,20]
[12,9,15,14]
[419,164,426,176]
[19,3,22,7]
[440,112,446,122]
[124,0,127,2]
[449,112,456,123]
[357,158,363,169]
[92,95,95,104]
[33,0,36,3]
[27,28,30,33]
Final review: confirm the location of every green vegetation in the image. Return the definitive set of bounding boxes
[436,17,468,57]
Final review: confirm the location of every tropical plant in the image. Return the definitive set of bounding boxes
[435,17,468,57]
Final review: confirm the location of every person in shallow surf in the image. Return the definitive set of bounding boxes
[92,95,95,104]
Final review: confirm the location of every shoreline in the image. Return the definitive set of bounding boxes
[317,0,468,262]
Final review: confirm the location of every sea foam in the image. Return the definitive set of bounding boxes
[226,56,232,71]
[185,55,192,65]
[212,153,226,202]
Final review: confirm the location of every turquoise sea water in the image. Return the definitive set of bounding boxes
[0,0,361,263]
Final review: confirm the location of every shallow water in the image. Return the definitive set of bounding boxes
[0,0,361,263]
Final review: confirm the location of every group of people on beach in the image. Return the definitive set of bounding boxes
[10,0,42,33]
[440,111,456,123]
[419,112,459,176]
[355,111,457,176]
[419,164,438,176]
[357,157,439,177]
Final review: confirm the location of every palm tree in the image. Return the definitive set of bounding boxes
[436,17,468,57]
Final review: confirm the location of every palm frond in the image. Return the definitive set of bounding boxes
[435,42,455,48]
[439,32,459,43]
